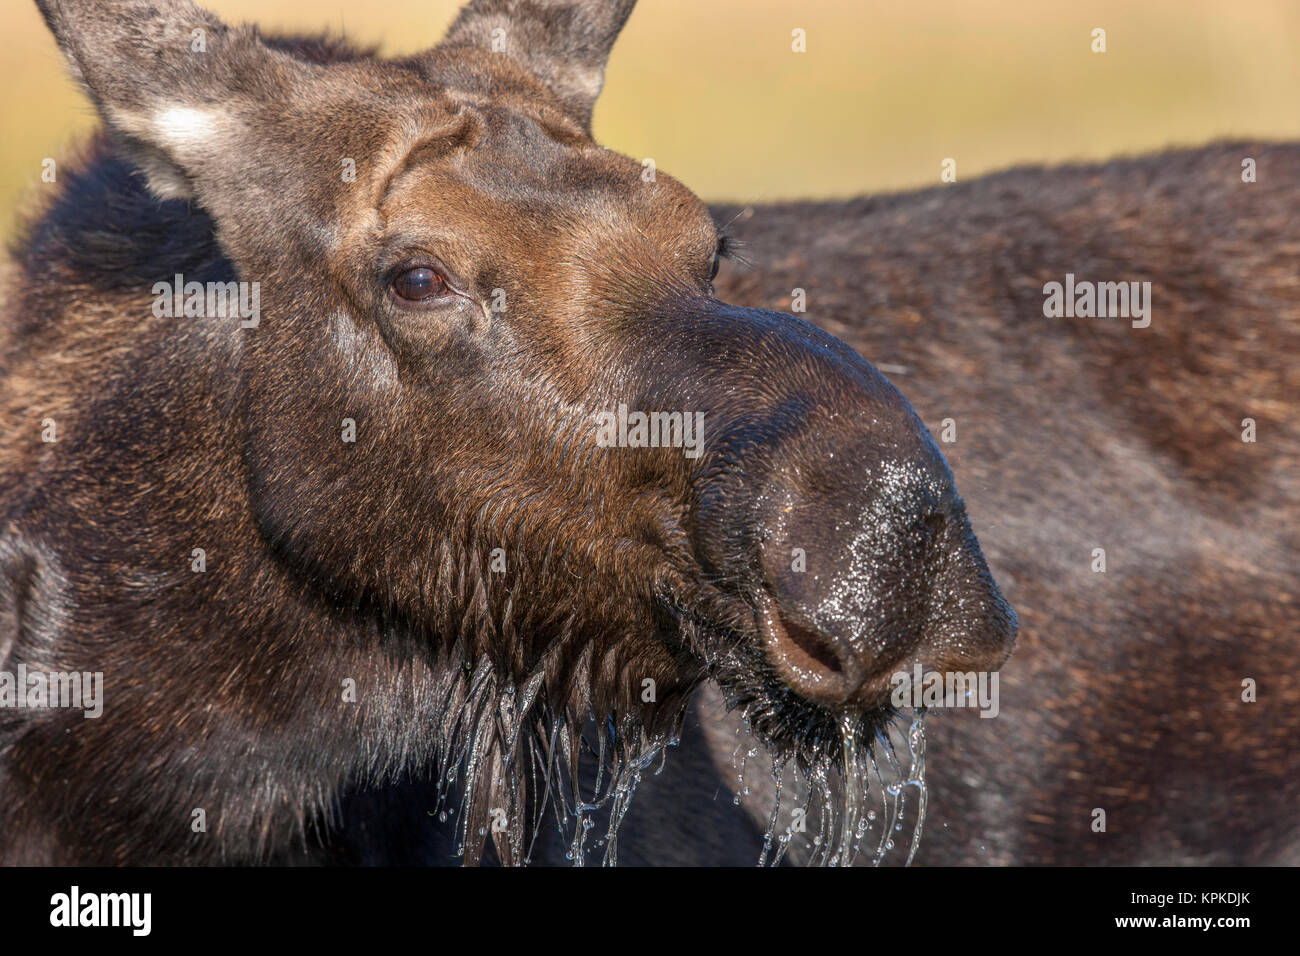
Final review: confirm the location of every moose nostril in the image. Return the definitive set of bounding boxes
[756,590,861,705]
[781,615,844,674]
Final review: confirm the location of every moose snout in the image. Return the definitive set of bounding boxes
[751,455,1019,706]
[661,302,1018,709]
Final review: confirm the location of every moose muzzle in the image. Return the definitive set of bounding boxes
[627,298,1018,708]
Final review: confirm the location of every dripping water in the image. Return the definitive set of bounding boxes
[423,649,926,867]
[753,708,928,867]
[545,714,678,867]
[422,658,679,867]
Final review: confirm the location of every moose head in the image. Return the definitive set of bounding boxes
[18,0,1017,864]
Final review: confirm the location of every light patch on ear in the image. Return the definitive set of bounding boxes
[109,105,233,200]
[149,106,224,151]
[107,104,233,157]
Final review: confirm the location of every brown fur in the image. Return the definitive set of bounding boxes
[1,1,1015,865]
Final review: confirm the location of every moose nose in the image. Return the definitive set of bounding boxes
[751,451,1017,708]
[621,298,1016,706]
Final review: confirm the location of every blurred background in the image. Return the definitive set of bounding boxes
[2,0,1298,235]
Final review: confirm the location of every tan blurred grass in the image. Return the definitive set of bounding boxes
[2,0,1297,236]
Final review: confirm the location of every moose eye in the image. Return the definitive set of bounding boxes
[391,267,448,302]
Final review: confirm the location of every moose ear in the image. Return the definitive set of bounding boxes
[439,0,637,130]
[36,0,295,200]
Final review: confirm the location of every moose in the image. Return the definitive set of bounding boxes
[1,0,1295,866]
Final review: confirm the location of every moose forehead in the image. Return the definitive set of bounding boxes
[383,137,713,274]
[356,65,718,289]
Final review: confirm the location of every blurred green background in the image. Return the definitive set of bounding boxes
[3,0,1298,235]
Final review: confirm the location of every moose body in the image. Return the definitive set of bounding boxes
[712,148,1300,865]
[0,0,1295,866]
